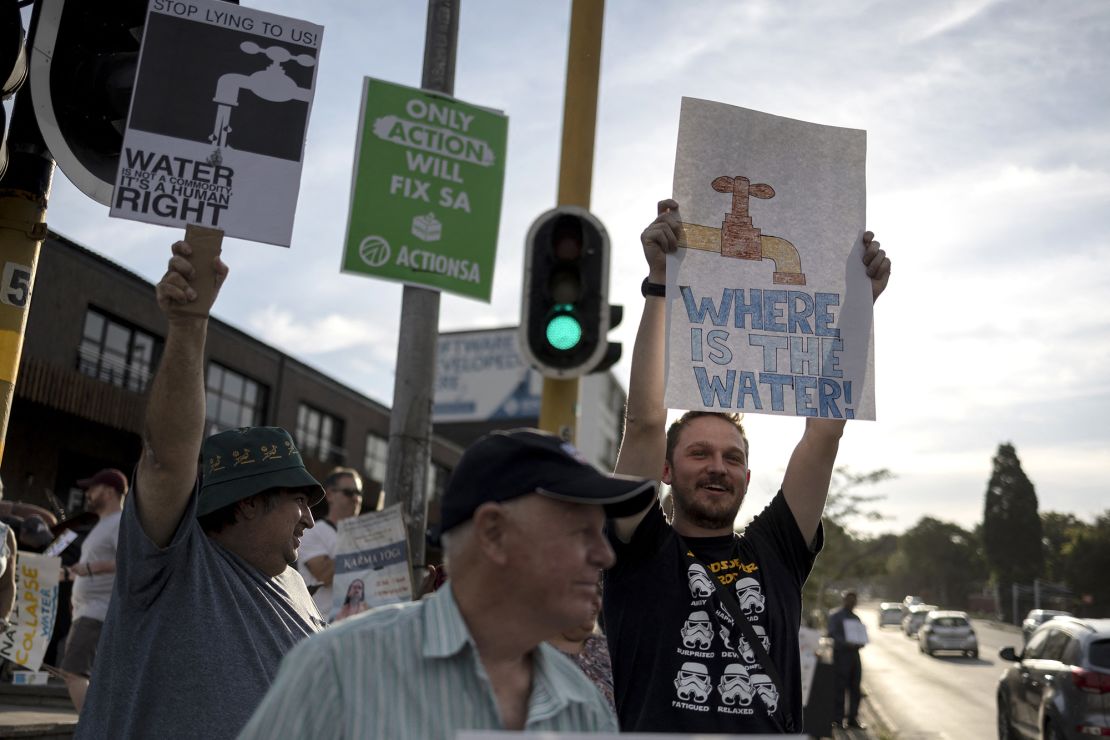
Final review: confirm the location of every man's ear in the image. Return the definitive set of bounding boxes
[662,459,674,486]
[471,502,511,566]
[236,495,262,522]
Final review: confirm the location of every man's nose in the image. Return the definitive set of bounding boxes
[302,505,315,528]
[591,534,616,570]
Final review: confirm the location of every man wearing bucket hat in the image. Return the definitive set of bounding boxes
[76,241,327,740]
[240,429,656,739]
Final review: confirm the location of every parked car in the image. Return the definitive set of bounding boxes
[997,617,1110,740]
[902,604,938,637]
[918,610,978,657]
[878,602,903,628]
[1022,609,1072,645]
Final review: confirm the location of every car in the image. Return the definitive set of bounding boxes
[902,604,938,637]
[918,610,978,657]
[878,602,904,628]
[1022,609,1072,645]
[903,595,923,611]
[997,617,1110,740]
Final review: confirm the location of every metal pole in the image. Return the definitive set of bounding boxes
[0,64,55,466]
[1012,583,1019,625]
[1034,578,1040,610]
[383,0,458,595]
[538,0,605,441]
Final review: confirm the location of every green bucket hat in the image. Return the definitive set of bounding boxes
[198,427,324,517]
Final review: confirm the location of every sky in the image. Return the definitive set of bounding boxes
[19,0,1110,535]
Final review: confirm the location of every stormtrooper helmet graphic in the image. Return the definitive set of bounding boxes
[687,563,715,598]
[734,577,765,616]
[717,662,754,706]
[750,673,780,713]
[673,662,712,703]
[680,611,714,650]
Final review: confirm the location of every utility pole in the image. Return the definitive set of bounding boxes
[0,8,55,466]
[383,0,458,595]
[538,0,604,441]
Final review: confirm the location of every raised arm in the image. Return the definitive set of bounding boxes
[136,240,228,547]
[782,232,890,543]
[611,200,683,542]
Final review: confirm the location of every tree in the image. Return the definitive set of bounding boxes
[982,443,1043,603]
[1059,511,1110,615]
[801,467,895,624]
[886,517,987,608]
[1041,511,1088,584]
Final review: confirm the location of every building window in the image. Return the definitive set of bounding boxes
[296,404,345,463]
[364,432,388,483]
[206,363,267,434]
[77,308,160,392]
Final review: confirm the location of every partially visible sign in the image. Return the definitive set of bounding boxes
[341,78,509,301]
[434,328,542,423]
[110,0,323,245]
[331,504,411,622]
[0,552,61,671]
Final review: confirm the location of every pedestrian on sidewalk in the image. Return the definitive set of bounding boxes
[827,590,868,730]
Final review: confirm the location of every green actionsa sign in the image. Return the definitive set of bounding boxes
[341,78,508,301]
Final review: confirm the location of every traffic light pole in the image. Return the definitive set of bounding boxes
[383,0,458,596]
[539,0,605,442]
[0,88,55,465]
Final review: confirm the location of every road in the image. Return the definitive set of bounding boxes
[856,605,1022,739]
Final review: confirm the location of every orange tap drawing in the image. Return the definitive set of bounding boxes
[680,176,806,286]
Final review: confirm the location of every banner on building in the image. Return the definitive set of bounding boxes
[434,327,542,423]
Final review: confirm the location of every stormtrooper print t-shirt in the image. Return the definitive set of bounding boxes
[603,491,822,733]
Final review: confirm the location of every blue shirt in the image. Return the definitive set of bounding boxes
[238,583,618,739]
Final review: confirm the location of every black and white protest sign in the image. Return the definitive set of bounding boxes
[109,0,323,246]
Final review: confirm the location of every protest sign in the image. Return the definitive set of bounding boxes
[434,327,543,422]
[0,552,61,671]
[341,78,509,301]
[331,504,411,622]
[666,98,875,420]
[109,0,323,246]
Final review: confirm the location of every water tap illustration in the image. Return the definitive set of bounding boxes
[705,175,806,286]
[209,41,315,150]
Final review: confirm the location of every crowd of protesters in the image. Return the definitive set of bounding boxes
[0,199,889,737]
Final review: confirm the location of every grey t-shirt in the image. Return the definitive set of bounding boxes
[75,481,326,740]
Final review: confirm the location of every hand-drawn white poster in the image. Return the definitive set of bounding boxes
[666,98,875,420]
[110,0,323,246]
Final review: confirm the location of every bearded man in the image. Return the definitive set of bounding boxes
[602,199,891,733]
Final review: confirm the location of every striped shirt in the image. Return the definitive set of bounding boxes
[237,583,618,739]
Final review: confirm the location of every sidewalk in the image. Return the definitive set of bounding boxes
[0,682,78,739]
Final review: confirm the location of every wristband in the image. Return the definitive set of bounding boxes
[641,277,666,298]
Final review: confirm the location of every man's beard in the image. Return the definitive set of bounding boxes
[672,475,745,531]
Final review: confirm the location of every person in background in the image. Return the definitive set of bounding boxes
[827,590,868,730]
[58,468,129,712]
[298,467,379,620]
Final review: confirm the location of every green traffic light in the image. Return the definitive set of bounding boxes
[546,313,583,350]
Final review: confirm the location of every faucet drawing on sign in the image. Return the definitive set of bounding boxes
[683,176,806,286]
[209,42,315,151]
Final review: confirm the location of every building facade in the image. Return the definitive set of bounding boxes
[2,232,462,519]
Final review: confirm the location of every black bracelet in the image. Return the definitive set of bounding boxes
[641,277,666,297]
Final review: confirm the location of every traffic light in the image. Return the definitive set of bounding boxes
[1,2,28,180]
[520,206,621,378]
[29,0,149,204]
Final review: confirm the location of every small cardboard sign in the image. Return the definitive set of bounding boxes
[330,504,412,622]
[341,78,509,301]
[0,552,61,671]
[110,0,323,246]
[666,98,876,420]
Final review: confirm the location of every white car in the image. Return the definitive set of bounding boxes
[878,602,903,628]
[918,610,978,658]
